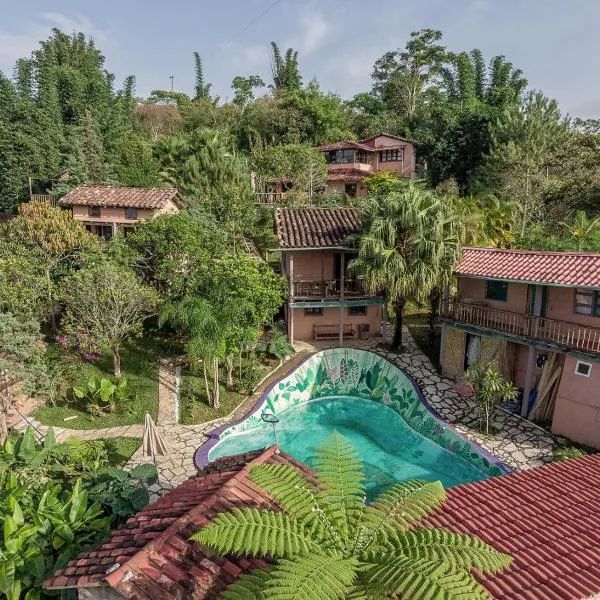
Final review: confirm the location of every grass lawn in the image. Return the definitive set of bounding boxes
[180,356,280,425]
[34,337,179,430]
[102,437,143,465]
[553,442,596,462]
[407,325,441,371]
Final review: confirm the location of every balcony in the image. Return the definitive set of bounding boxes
[255,191,286,204]
[292,279,374,300]
[444,301,600,355]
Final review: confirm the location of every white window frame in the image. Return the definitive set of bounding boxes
[575,360,592,377]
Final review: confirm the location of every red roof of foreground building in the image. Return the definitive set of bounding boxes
[45,449,600,600]
[457,247,600,289]
[58,185,180,209]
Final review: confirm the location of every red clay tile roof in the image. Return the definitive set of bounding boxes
[427,453,600,600]
[275,207,360,249]
[58,185,180,209]
[43,447,313,598]
[326,167,369,182]
[316,140,374,152]
[45,449,600,599]
[457,247,600,289]
[359,132,419,147]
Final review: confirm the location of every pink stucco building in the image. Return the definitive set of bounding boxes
[58,185,181,239]
[275,207,385,344]
[441,247,600,449]
[316,133,418,198]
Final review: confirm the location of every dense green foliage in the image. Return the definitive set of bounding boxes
[193,432,512,599]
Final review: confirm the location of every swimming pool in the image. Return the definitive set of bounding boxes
[195,349,508,492]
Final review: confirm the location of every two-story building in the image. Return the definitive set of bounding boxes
[275,207,385,344]
[58,185,181,239]
[316,133,417,198]
[441,247,600,448]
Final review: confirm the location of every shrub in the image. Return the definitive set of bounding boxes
[73,375,133,416]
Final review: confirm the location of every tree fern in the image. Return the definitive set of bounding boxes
[192,432,512,599]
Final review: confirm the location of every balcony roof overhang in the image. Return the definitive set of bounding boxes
[290,298,385,308]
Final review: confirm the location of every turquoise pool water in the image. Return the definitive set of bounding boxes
[209,395,490,497]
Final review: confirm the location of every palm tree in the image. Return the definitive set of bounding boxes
[193,432,512,599]
[159,296,224,408]
[269,42,302,91]
[560,210,600,251]
[351,184,460,351]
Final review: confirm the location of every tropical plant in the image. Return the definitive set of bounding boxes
[463,361,519,434]
[193,51,212,101]
[559,210,600,251]
[73,375,133,416]
[257,332,294,361]
[270,42,302,91]
[351,184,460,350]
[193,432,512,599]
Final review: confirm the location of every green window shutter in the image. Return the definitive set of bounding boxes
[485,280,508,302]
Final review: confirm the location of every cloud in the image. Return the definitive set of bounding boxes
[217,41,268,68]
[287,10,333,56]
[0,12,110,74]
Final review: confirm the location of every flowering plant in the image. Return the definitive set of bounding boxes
[57,332,102,362]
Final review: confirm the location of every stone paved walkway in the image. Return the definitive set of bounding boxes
[14,328,565,497]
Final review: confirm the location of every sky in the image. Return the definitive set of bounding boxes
[1,0,600,118]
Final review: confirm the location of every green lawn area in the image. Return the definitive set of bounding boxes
[553,442,596,462]
[34,337,178,430]
[103,437,142,465]
[407,325,441,371]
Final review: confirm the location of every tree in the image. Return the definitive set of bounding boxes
[193,431,512,599]
[3,202,98,328]
[60,261,160,378]
[560,210,600,251]
[0,314,45,444]
[463,362,518,434]
[351,184,460,350]
[372,29,446,116]
[193,52,212,101]
[270,42,302,91]
[232,75,265,110]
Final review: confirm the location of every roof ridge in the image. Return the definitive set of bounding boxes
[462,246,600,258]
[103,446,280,589]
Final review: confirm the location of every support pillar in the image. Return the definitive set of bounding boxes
[521,345,536,417]
[288,254,294,345]
[339,253,345,348]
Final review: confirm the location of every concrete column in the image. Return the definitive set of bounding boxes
[521,345,536,417]
[339,253,345,347]
[288,254,294,345]
[111,222,117,238]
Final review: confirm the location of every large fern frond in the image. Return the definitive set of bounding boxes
[363,480,446,539]
[312,431,366,544]
[361,557,491,599]
[371,529,512,574]
[262,553,357,600]
[249,463,322,523]
[222,568,271,600]
[192,508,326,558]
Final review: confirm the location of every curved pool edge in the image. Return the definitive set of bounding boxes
[193,349,512,477]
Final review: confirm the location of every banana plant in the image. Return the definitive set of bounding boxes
[73,375,132,416]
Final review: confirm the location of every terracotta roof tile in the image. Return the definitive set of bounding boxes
[326,167,369,182]
[274,207,360,249]
[316,140,374,151]
[457,246,600,288]
[45,449,600,600]
[58,185,180,209]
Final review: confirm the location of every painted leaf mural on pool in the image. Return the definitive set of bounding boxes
[216,349,506,478]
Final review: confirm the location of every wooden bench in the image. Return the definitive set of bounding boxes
[313,324,355,340]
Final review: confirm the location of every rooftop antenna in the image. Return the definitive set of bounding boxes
[169,75,174,91]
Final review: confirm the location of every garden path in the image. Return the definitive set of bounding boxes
[15,329,565,497]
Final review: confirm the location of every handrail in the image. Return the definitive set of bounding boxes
[445,300,600,354]
[292,278,368,298]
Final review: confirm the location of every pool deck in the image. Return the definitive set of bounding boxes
[126,327,564,498]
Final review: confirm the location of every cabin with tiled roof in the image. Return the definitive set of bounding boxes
[441,246,600,449]
[44,447,600,600]
[274,207,385,344]
[58,185,181,240]
[316,133,418,198]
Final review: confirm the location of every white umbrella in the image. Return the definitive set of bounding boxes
[143,412,168,463]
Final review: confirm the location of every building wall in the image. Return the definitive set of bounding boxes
[71,199,179,224]
[287,250,336,281]
[458,278,529,314]
[545,285,600,328]
[553,355,600,448]
[324,181,367,198]
[291,304,382,341]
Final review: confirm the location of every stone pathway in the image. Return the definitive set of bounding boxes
[14,328,565,496]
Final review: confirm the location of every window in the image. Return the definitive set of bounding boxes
[356,150,369,164]
[575,360,592,377]
[348,305,367,316]
[485,280,508,302]
[125,207,138,220]
[345,183,357,197]
[88,206,101,217]
[324,149,355,164]
[574,288,600,316]
[304,307,322,316]
[380,149,403,162]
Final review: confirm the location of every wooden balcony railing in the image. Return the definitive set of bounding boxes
[445,300,600,355]
[292,279,372,299]
[30,194,57,206]
[255,192,286,204]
